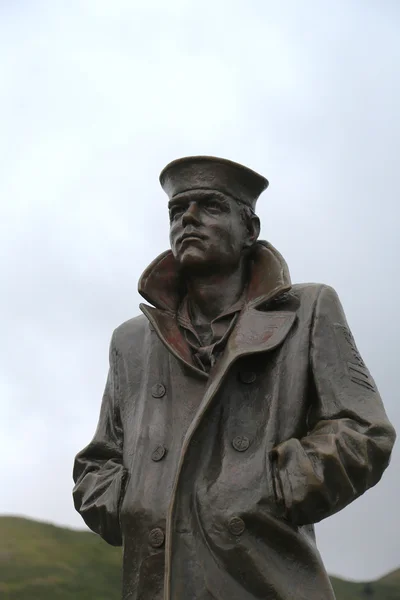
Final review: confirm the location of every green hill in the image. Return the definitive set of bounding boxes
[0,516,398,599]
[0,517,122,599]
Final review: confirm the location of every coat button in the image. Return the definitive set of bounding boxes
[152,383,166,398]
[228,516,245,536]
[239,371,256,384]
[148,527,165,548]
[232,435,250,452]
[151,445,167,462]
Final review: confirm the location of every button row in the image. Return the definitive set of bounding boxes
[150,437,251,462]
[148,517,246,547]
[150,371,257,399]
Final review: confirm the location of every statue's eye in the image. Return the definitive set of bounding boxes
[169,206,185,221]
[204,199,222,212]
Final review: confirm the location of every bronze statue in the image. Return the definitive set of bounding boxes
[73,156,396,600]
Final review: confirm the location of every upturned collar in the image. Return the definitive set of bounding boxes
[138,241,293,378]
[138,240,291,314]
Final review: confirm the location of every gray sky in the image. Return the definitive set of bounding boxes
[1,0,399,582]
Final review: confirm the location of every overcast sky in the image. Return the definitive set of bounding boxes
[1,0,399,583]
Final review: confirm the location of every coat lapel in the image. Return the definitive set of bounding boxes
[222,304,296,363]
[181,303,297,450]
[139,303,208,379]
[140,294,296,385]
[138,240,293,381]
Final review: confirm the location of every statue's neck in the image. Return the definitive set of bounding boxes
[184,260,247,325]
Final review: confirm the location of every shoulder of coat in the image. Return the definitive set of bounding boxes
[290,282,338,305]
[112,314,149,346]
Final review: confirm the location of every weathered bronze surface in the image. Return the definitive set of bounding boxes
[73,156,396,600]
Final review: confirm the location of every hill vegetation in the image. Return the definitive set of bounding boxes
[0,517,398,599]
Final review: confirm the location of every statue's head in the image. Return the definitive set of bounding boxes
[160,156,268,275]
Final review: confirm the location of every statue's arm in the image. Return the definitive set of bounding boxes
[271,285,396,526]
[72,331,128,546]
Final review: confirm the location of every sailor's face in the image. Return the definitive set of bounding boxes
[169,191,247,273]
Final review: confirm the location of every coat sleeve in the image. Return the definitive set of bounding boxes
[72,331,128,546]
[271,285,396,526]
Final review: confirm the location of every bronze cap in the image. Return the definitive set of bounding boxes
[159,155,269,209]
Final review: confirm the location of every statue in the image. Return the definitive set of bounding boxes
[73,156,396,600]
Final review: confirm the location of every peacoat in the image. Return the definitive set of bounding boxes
[73,241,396,600]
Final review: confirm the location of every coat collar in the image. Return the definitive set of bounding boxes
[138,240,291,312]
[138,241,294,378]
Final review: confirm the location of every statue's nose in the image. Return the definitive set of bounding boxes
[182,203,200,227]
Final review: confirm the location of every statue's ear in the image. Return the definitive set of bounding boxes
[244,214,260,249]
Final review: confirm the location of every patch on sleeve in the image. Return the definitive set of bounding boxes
[334,323,376,392]
[347,362,376,392]
[334,323,365,367]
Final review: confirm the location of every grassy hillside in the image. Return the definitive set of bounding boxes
[0,517,122,599]
[0,516,398,599]
[330,575,400,600]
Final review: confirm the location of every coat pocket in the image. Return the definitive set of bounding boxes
[266,450,296,528]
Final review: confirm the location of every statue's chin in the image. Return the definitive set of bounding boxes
[177,251,241,278]
[177,253,215,275]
